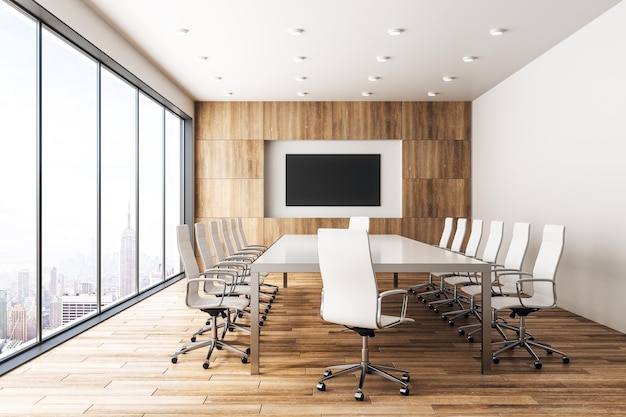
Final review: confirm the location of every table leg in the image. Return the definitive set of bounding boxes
[250,271,260,375]
[283,272,288,288]
[481,265,492,374]
[393,272,398,288]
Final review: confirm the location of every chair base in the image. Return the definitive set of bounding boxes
[171,310,250,369]
[491,315,569,369]
[315,332,410,400]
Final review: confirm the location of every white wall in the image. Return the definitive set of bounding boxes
[36,0,194,116]
[473,2,626,333]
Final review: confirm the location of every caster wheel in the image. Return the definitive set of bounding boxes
[435,293,441,298]
[401,373,410,383]
[410,289,416,295]
[421,298,427,304]
[216,345,223,350]
[441,315,447,321]
[467,336,474,343]
[238,312,244,318]
[448,320,455,326]
[433,308,439,314]
[400,387,409,396]
[562,356,570,364]
[241,356,248,364]
[259,321,264,326]
[245,348,251,355]
[492,356,499,364]
[323,370,332,377]
[354,391,364,401]
[428,304,434,310]
[171,357,178,364]
[534,361,542,369]
[202,362,210,369]
[464,313,469,318]
[458,329,465,335]
[191,336,197,342]
[316,382,326,391]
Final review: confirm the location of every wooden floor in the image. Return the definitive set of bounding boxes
[1,272,626,416]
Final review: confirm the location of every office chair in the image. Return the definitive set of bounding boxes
[209,221,278,297]
[440,220,503,325]
[458,222,530,341]
[171,225,250,369]
[490,224,568,369]
[230,218,266,255]
[348,216,370,232]
[316,228,414,401]
[417,219,470,306]
[194,222,269,327]
[408,216,454,295]
[234,217,268,253]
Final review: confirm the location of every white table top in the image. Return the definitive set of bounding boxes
[250,234,488,274]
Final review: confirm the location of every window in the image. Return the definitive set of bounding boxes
[0,0,189,370]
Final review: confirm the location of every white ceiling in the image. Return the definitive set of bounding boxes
[82,0,620,102]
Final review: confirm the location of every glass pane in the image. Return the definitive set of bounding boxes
[0,1,37,358]
[138,94,163,290]
[101,68,137,303]
[164,111,182,277]
[41,28,98,332]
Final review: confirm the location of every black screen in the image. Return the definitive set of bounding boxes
[285,154,381,206]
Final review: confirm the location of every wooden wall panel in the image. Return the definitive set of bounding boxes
[194,100,472,246]
[402,102,471,140]
[403,140,471,179]
[332,102,402,139]
[195,102,264,140]
[196,140,263,179]
[402,179,471,218]
[263,102,333,140]
[196,179,264,218]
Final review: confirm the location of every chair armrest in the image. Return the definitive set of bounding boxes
[377,289,411,326]
[199,271,238,295]
[186,277,228,302]
[515,278,557,309]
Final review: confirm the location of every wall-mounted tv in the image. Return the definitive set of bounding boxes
[285,154,381,206]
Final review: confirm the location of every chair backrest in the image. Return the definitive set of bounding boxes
[503,222,531,271]
[236,217,251,248]
[481,220,504,264]
[531,224,565,300]
[317,228,379,330]
[464,219,483,257]
[220,219,238,256]
[194,222,215,270]
[449,218,467,252]
[438,217,454,248]
[209,221,228,262]
[348,216,370,232]
[230,218,244,251]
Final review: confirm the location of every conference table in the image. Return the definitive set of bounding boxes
[248,234,493,375]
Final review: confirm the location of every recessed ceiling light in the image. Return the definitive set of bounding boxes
[376,56,390,62]
[490,28,506,36]
[427,91,439,97]
[289,28,304,36]
[295,76,307,81]
[213,76,223,81]
[442,76,456,82]
[388,28,404,36]
[462,56,477,62]
[224,92,233,96]
[175,28,189,35]
[297,91,308,97]
[197,56,208,61]
[292,56,306,62]
[368,76,381,82]
[361,92,373,97]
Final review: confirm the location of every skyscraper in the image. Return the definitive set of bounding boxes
[17,269,29,304]
[0,290,7,339]
[119,204,136,298]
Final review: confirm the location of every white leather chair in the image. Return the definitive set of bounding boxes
[171,225,250,369]
[458,222,530,341]
[490,224,568,369]
[408,216,454,295]
[315,228,414,401]
[348,216,370,232]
